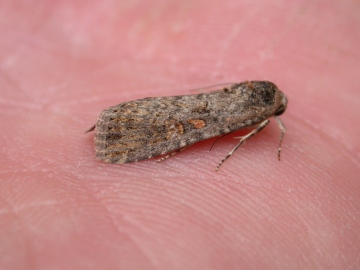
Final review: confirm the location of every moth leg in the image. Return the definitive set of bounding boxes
[232,135,246,139]
[157,146,190,163]
[215,119,270,171]
[275,116,286,161]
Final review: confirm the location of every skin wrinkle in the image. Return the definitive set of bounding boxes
[119,214,162,270]
[8,155,155,267]
[115,175,243,264]
[167,177,288,264]
[76,179,157,268]
[96,181,230,268]
[0,195,33,270]
[122,200,208,266]
[288,111,360,168]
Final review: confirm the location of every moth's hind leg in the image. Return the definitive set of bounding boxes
[157,146,190,163]
[215,119,270,171]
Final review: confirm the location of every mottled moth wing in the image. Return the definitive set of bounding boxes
[93,81,284,164]
[94,96,221,164]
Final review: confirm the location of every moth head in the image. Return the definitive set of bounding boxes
[275,92,288,116]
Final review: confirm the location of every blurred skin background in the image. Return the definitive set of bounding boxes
[0,1,359,269]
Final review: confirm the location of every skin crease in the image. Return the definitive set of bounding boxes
[0,0,359,269]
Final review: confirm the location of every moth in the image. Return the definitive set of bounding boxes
[86,81,288,171]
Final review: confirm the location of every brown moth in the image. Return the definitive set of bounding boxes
[86,81,288,171]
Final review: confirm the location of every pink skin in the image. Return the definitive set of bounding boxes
[1,1,359,269]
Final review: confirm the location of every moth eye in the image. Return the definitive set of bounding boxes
[275,104,286,116]
[275,95,288,116]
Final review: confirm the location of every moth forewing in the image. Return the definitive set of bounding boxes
[88,80,287,170]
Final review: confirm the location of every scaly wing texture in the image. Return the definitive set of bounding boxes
[94,81,281,163]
